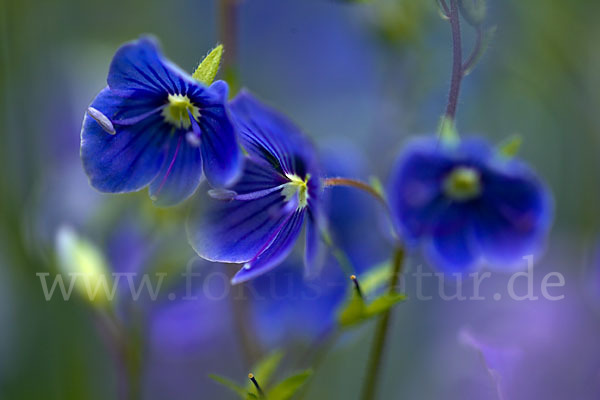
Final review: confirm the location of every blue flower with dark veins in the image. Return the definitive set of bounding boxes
[81,36,242,206]
[190,91,323,284]
[389,136,553,272]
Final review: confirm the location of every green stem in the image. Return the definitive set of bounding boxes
[360,246,405,400]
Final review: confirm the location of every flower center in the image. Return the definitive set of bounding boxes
[161,94,200,129]
[443,166,481,201]
[281,173,310,209]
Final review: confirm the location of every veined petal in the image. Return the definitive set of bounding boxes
[229,90,319,177]
[81,88,167,193]
[232,210,306,284]
[189,190,291,264]
[108,36,197,96]
[148,133,203,206]
[194,103,242,188]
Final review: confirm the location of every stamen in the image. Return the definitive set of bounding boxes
[351,275,364,300]
[248,373,265,397]
[161,94,200,129]
[281,173,310,209]
[186,131,201,147]
[87,107,116,135]
[208,188,238,201]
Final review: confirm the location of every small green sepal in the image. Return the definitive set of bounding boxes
[192,44,224,86]
[438,116,460,146]
[497,134,522,159]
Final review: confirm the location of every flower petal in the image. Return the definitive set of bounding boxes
[425,205,478,272]
[81,88,167,193]
[189,159,291,263]
[232,210,305,284]
[193,103,242,188]
[473,163,553,265]
[148,133,203,206]
[389,137,454,242]
[108,36,194,95]
[229,90,319,177]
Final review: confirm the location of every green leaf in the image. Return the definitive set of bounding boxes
[245,394,259,400]
[192,44,223,85]
[359,260,393,295]
[267,370,313,400]
[208,374,247,398]
[458,0,486,26]
[364,293,407,317]
[338,292,367,327]
[463,26,496,76]
[337,261,407,327]
[438,116,460,146]
[246,350,284,392]
[497,134,522,159]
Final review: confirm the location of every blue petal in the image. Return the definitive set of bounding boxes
[473,163,553,265]
[191,102,242,188]
[425,205,478,272]
[108,36,194,95]
[148,133,203,206]
[388,137,453,242]
[229,90,319,177]
[231,210,305,284]
[209,80,229,102]
[189,158,291,263]
[81,88,167,193]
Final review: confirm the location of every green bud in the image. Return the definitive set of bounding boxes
[459,0,486,26]
[192,44,223,86]
[55,226,112,306]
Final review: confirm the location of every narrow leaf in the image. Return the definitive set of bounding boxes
[192,44,223,85]
[267,370,313,400]
[208,374,247,398]
[247,350,284,392]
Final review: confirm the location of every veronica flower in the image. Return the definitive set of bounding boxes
[81,37,242,206]
[389,136,552,271]
[190,91,323,284]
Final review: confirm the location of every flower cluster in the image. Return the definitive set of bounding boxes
[81,36,553,283]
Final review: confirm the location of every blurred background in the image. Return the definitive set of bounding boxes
[1,0,599,399]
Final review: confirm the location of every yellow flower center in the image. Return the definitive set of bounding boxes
[443,166,482,201]
[281,173,310,209]
[161,94,200,129]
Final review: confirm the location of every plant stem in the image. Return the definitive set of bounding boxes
[219,0,240,93]
[322,177,387,208]
[445,0,463,120]
[360,246,405,400]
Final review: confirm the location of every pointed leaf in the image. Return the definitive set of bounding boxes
[267,370,313,400]
[497,134,522,159]
[193,44,223,85]
[338,292,367,327]
[365,293,407,317]
[208,374,247,398]
[246,350,285,392]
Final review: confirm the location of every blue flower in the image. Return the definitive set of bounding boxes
[189,91,323,284]
[81,37,242,206]
[389,136,553,272]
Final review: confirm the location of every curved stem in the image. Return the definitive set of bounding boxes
[445,0,462,120]
[360,246,405,400]
[462,25,483,75]
[323,177,387,208]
